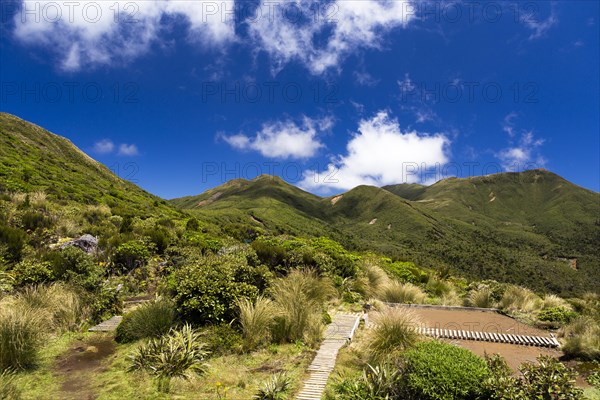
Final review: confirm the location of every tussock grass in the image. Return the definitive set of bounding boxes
[238,296,278,351]
[380,281,426,304]
[542,294,571,310]
[116,298,176,343]
[466,287,496,308]
[366,306,422,361]
[0,369,22,399]
[360,260,389,298]
[269,270,334,346]
[499,285,541,314]
[0,301,46,370]
[560,316,600,360]
[439,290,462,306]
[17,284,84,332]
[28,192,47,208]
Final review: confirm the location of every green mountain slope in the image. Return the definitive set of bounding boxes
[0,113,173,216]
[174,172,600,296]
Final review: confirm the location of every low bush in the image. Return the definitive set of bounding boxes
[380,281,427,304]
[331,363,401,400]
[129,324,209,393]
[366,306,422,361]
[113,241,150,273]
[398,340,490,400]
[11,260,54,286]
[115,298,176,343]
[537,307,577,325]
[253,372,291,400]
[386,261,428,284]
[0,224,26,262]
[199,324,243,356]
[47,247,101,289]
[560,316,600,360]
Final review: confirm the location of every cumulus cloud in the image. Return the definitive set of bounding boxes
[92,139,115,154]
[13,1,235,71]
[299,111,450,192]
[222,116,331,159]
[497,131,545,171]
[247,0,415,75]
[118,143,139,156]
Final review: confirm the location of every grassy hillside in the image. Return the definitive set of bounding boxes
[0,113,174,217]
[174,172,600,296]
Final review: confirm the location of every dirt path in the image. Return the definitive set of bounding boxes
[53,334,116,400]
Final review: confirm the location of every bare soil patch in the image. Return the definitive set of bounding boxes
[54,334,116,400]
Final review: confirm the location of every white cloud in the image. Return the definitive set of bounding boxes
[502,112,519,137]
[13,1,235,71]
[497,131,545,171]
[247,0,415,75]
[521,8,558,40]
[222,116,331,159]
[299,111,450,192]
[93,139,114,154]
[118,143,139,156]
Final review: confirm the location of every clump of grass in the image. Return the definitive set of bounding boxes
[0,300,46,370]
[28,191,47,208]
[237,296,278,351]
[360,260,389,298]
[440,290,462,306]
[0,369,22,400]
[426,278,452,297]
[380,281,426,304]
[542,294,571,310]
[269,270,334,346]
[253,372,291,400]
[129,324,209,392]
[366,306,422,361]
[499,285,541,314]
[17,284,84,332]
[560,316,600,360]
[466,287,496,308]
[116,298,176,343]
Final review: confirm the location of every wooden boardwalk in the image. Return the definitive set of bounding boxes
[417,326,560,348]
[296,313,361,400]
[88,316,122,332]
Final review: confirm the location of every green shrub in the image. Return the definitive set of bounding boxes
[128,324,209,392]
[380,281,427,304]
[85,284,123,324]
[238,296,278,351]
[145,227,171,254]
[0,301,46,370]
[366,307,422,361]
[398,340,490,400]
[199,324,243,356]
[386,261,428,284]
[185,218,200,231]
[518,356,582,399]
[253,372,291,400]
[538,307,577,325]
[11,260,54,286]
[169,254,262,323]
[47,247,101,289]
[115,299,176,343]
[0,224,26,262]
[20,211,52,231]
[113,241,150,273]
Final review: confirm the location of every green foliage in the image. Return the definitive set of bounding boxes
[47,247,101,289]
[386,261,428,284]
[0,224,26,263]
[237,296,277,351]
[466,287,496,308]
[115,298,176,343]
[85,284,123,324]
[113,241,150,273]
[11,260,54,286]
[20,211,52,231]
[366,307,422,361]
[399,340,490,400]
[587,367,600,388]
[185,218,200,231]
[332,363,401,400]
[538,307,578,325]
[128,324,209,393]
[168,254,264,323]
[561,316,600,361]
[199,323,243,356]
[518,356,583,399]
[253,372,291,400]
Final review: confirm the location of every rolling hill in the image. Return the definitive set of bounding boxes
[173,172,600,296]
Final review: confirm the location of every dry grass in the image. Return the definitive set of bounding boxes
[380,281,426,304]
[366,306,422,361]
[542,294,572,310]
[559,316,600,360]
[237,296,278,351]
[29,191,47,208]
[499,286,542,314]
[466,287,496,308]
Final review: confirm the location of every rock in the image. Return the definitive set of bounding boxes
[84,346,98,353]
[60,234,98,254]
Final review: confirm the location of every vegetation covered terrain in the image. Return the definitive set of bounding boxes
[1,112,599,399]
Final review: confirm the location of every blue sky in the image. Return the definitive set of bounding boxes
[1,0,598,198]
